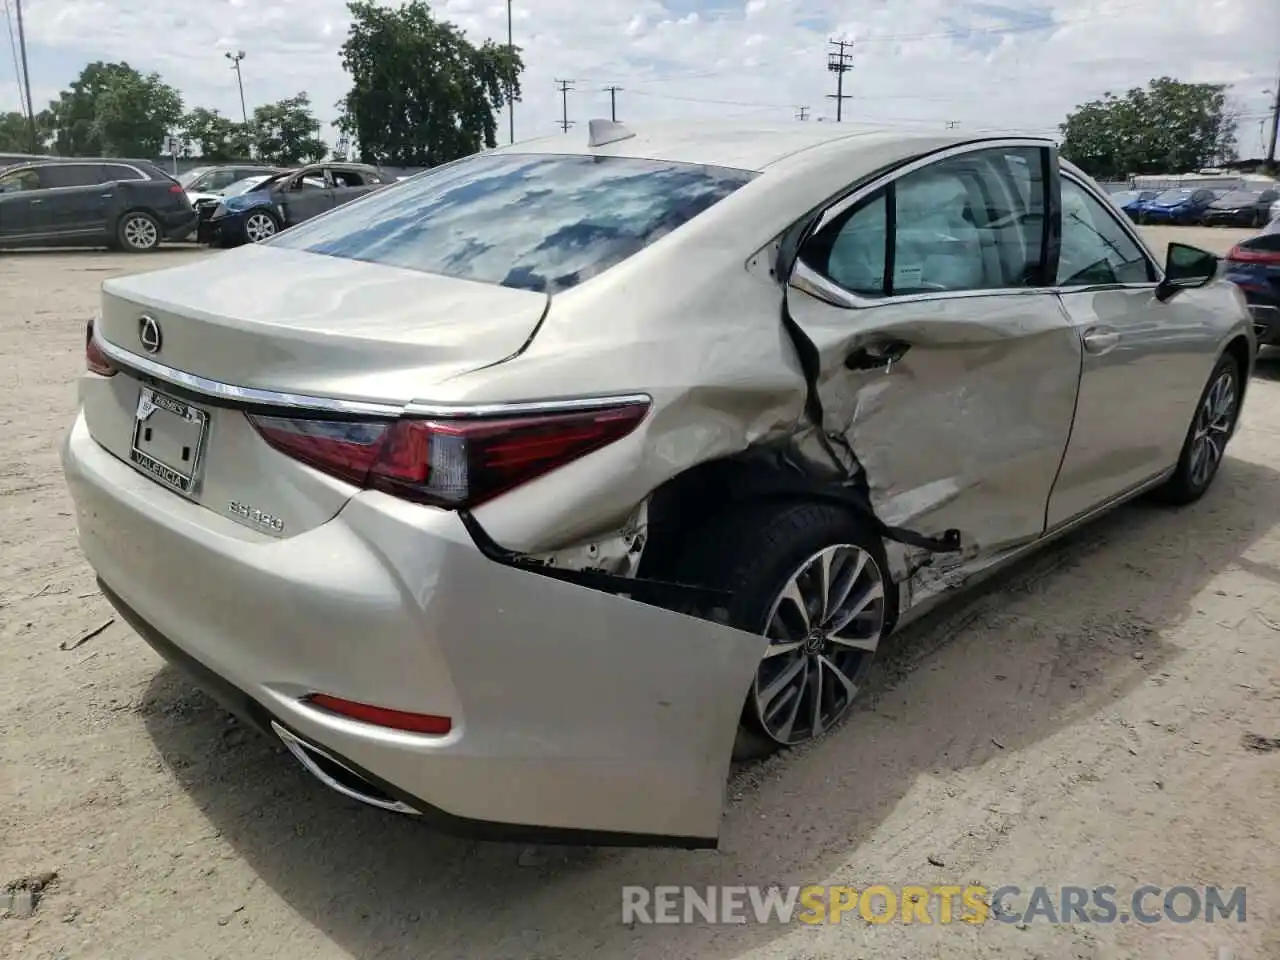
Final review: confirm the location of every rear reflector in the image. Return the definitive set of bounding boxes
[85,317,117,376]
[1227,244,1280,265]
[304,694,452,735]
[247,400,650,509]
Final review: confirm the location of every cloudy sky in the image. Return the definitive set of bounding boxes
[2,0,1277,155]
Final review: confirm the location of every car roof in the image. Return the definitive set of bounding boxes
[491,118,1038,172]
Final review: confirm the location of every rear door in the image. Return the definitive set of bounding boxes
[276,168,333,226]
[37,163,110,236]
[785,141,1081,566]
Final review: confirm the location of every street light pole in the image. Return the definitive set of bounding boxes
[225,50,248,125]
[506,1,515,144]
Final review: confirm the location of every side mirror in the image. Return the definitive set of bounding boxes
[1155,242,1217,302]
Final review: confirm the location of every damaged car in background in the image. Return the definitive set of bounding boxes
[61,119,1254,849]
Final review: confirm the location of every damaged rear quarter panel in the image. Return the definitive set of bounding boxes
[785,288,1083,558]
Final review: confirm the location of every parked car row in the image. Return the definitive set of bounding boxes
[1224,217,1280,346]
[1111,185,1279,228]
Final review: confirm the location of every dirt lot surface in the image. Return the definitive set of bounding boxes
[3,227,1279,959]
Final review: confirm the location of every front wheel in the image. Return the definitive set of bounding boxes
[1152,354,1241,506]
[673,501,895,761]
[117,211,161,251]
[242,209,279,243]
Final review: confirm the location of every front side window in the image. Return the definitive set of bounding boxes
[1057,178,1155,286]
[268,152,757,294]
[801,145,1046,297]
[0,168,39,192]
[38,164,100,189]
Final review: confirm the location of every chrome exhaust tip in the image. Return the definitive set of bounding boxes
[271,721,420,816]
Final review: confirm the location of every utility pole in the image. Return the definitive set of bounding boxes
[554,79,575,132]
[603,85,622,122]
[506,0,515,144]
[225,50,248,124]
[795,106,810,121]
[945,120,959,129]
[1266,61,1280,172]
[826,38,853,122]
[14,0,35,153]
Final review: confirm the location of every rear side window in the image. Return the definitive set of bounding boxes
[38,164,100,188]
[101,164,146,182]
[268,153,757,294]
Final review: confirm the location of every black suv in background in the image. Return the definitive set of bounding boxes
[0,159,196,251]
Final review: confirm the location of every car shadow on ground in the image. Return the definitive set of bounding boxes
[0,245,202,257]
[139,455,1280,959]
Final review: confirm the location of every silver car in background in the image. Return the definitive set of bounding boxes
[62,119,1254,848]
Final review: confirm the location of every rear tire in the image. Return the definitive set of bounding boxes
[117,211,161,252]
[1151,354,1241,506]
[673,500,895,761]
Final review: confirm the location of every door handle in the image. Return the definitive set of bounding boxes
[29,198,42,204]
[100,193,114,198]
[846,339,911,371]
[1082,328,1120,354]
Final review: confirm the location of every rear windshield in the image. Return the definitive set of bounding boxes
[1217,191,1260,205]
[1155,189,1194,202]
[267,152,758,294]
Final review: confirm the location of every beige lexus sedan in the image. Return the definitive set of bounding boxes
[61,119,1254,849]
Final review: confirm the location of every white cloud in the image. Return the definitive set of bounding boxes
[2,0,1276,156]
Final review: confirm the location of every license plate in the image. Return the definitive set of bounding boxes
[129,387,209,495]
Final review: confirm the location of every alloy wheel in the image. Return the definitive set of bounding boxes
[123,216,158,250]
[245,212,277,243]
[751,543,886,746]
[1188,367,1237,489]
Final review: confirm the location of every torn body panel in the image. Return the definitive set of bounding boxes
[782,286,1082,566]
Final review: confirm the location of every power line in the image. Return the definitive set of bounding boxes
[826,38,853,122]
[602,84,622,122]
[554,78,575,132]
[2,0,23,119]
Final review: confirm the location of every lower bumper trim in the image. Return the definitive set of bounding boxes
[97,577,719,850]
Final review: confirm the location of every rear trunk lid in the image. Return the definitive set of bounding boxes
[85,245,548,538]
[96,243,549,404]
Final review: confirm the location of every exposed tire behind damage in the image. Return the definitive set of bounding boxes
[673,500,896,761]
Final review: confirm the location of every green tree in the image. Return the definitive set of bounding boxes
[1060,77,1238,180]
[251,93,327,165]
[47,61,182,157]
[0,110,53,153]
[338,0,522,166]
[181,107,254,161]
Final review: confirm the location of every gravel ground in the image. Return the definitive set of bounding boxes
[2,227,1279,960]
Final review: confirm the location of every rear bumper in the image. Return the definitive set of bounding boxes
[60,410,759,847]
[159,210,199,242]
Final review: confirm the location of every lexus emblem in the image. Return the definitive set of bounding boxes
[138,315,162,354]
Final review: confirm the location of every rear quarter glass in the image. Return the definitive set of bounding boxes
[265,152,757,295]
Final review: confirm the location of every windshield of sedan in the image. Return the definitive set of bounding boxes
[1111,190,1140,205]
[178,167,211,188]
[266,153,758,294]
[1154,189,1194,203]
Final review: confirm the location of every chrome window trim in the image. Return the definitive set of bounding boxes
[796,138,1057,309]
[93,324,651,419]
[1052,171,1164,293]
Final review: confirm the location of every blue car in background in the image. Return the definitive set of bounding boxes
[1225,217,1280,346]
[1134,187,1220,225]
[1109,189,1158,221]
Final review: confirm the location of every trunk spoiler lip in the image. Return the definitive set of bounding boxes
[91,323,652,421]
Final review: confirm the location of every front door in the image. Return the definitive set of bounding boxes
[0,166,41,241]
[277,172,333,226]
[1044,175,1219,528]
[785,142,1081,562]
[326,167,375,210]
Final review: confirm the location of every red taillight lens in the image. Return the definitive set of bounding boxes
[247,401,649,509]
[1227,244,1280,265]
[168,183,184,194]
[85,317,117,376]
[305,694,452,735]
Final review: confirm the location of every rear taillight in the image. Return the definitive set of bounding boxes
[247,401,650,509]
[1226,244,1280,265]
[85,317,117,377]
[168,184,184,194]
